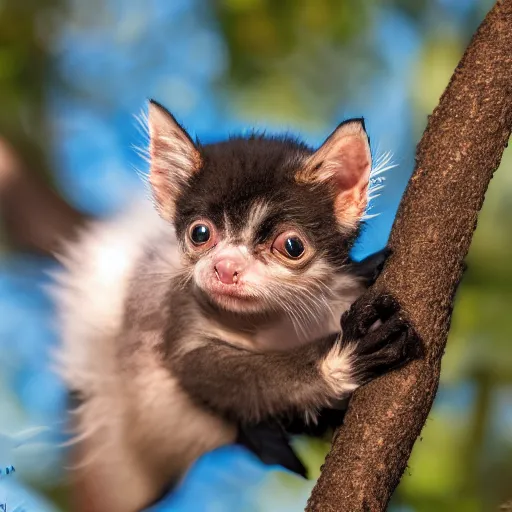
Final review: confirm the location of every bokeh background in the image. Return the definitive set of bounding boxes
[0,0,511,511]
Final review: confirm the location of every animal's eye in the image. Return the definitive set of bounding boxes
[188,220,216,248]
[283,237,304,258]
[272,231,307,260]
[190,224,210,245]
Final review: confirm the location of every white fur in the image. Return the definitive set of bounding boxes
[362,149,397,221]
[50,195,236,511]
[321,340,359,397]
[240,200,269,244]
[51,196,172,392]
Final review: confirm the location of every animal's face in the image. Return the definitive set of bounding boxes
[146,100,372,317]
[173,139,351,315]
[182,209,336,315]
[182,213,319,315]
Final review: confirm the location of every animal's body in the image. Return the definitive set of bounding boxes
[53,101,415,511]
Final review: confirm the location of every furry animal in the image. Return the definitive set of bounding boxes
[52,100,415,512]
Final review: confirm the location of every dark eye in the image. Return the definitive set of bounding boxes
[272,231,307,261]
[283,237,305,259]
[190,224,211,245]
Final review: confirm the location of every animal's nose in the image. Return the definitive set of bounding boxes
[214,259,244,285]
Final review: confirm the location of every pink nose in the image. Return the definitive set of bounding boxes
[214,259,244,285]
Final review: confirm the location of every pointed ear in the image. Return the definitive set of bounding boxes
[147,100,202,220]
[296,119,372,229]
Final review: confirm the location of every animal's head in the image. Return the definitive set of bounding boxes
[146,100,372,316]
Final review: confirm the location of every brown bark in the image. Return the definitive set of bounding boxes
[306,1,512,511]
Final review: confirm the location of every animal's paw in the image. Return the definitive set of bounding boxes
[338,292,422,387]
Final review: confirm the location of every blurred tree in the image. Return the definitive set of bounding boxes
[0,1,67,181]
[0,1,89,257]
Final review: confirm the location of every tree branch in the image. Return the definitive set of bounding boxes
[306,1,512,510]
[0,137,87,257]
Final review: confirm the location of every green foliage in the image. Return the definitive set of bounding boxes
[212,0,380,126]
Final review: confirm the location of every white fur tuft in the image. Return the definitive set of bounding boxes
[49,196,176,395]
[321,339,359,397]
[362,149,398,221]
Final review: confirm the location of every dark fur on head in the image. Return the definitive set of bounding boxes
[175,135,357,266]
[148,99,373,325]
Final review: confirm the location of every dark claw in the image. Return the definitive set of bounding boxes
[341,291,422,385]
[341,292,400,340]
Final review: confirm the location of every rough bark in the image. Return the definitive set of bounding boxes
[306,1,512,510]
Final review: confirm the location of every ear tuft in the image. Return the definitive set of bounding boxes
[147,100,201,221]
[297,118,372,230]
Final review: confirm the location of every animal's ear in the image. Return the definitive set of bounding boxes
[148,100,202,220]
[297,119,371,229]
